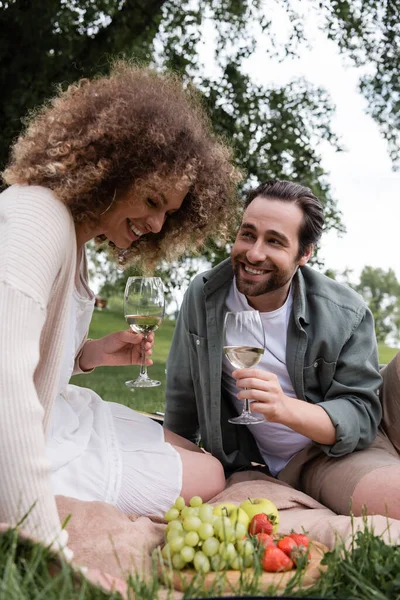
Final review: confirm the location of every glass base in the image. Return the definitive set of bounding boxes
[228,412,265,425]
[125,377,161,388]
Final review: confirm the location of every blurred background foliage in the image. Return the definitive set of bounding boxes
[2,0,400,342]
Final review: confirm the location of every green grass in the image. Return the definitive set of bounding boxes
[71,309,400,415]
[70,309,176,413]
[3,516,400,599]
[378,343,399,365]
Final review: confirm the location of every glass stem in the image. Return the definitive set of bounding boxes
[139,336,148,378]
[242,389,251,414]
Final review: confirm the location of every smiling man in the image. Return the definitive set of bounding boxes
[165,179,400,519]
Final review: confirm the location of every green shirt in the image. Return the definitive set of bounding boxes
[165,259,382,473]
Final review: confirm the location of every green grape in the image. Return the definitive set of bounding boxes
[198,522,214,540]
[181,506,197,519]
[189,495,203,508]
[194,550,210,573]
[166,520,184,533]
[243,553,254,568]
[236,539,255,558]
[169,535,185,553]
[219,542,236,561]
[161,543,172,560]
[233,521,248,540]
[202,536,220,557]
[164,507,180,522]
[172,553,186,570]
[184,531,200,547]
[174,496,186,511]
[167,529,183,543]
[180,545,195,563]
[198,503,214,524]
[214,517,234,542]
[210,555,228,572]
[182,515,202,532]
[229,554,244,571]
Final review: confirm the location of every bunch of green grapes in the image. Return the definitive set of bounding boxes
[161,495,255,574]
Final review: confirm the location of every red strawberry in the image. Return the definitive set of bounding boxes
[289,533,310,549]
[255,533,275,548]
[249,513,274,535]
[262,546,294,572]
[277,535,298,556]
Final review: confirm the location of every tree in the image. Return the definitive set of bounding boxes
[354,266,400,343]
[3,0,398,297]
[315,0,400,169]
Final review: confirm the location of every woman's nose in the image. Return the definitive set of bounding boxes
[147,213,165,234]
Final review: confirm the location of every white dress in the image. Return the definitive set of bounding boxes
[46,264,182,516]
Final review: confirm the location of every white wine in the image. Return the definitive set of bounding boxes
[224,345,264,369]
[126,315,162,335]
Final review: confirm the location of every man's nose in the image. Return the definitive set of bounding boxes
[246,241,267,263]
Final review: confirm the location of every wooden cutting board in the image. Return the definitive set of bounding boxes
[158,540,328,594]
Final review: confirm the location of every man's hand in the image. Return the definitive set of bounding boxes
[79,331,154,371]
[232,368,336,444]
[232,368,290,423]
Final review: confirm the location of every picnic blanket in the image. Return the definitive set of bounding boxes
[54,470,400,597]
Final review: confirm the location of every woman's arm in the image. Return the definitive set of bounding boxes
[0,283,65,544]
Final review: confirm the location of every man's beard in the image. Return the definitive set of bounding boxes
[232,258,295,297]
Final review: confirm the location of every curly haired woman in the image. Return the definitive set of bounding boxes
[0,61,242,553]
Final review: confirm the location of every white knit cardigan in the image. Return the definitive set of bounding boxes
[0,184,77,544]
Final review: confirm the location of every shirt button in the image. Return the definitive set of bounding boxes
[196,339,200,346]
[314,362,318,368]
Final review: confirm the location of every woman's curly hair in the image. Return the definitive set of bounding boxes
[2,61,243,270]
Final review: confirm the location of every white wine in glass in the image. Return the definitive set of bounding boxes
[223,310,265,425]
[124,277,165,388]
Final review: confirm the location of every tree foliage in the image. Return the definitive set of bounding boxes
[316,0,400,168]
[1,0,399,299]
[353,266,400,343]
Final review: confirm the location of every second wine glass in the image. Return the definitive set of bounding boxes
[223,310,266,425]
[124,276,165,388]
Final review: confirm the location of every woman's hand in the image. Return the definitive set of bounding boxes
[79,330,154,371]
[232,368,290,423]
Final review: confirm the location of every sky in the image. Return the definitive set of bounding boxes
[198,6,400,286]
[244,15,400,284]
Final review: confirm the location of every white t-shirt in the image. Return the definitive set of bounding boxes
[222,279,312,475]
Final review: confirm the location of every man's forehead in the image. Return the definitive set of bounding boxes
[242,196,303,224]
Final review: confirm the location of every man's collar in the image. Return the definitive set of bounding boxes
[292,266,309,325]
[202,258,233,296]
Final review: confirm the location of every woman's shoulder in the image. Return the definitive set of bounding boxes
[0,185,76,301]
[1,184,72,224]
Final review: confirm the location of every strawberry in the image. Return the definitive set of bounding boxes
[249,512,274,535]
[289,533,310,550]
[277,535,298,556]
[255,533,275,548]
[262,545,294,572]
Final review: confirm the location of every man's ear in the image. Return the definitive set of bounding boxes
[298,245,313,266]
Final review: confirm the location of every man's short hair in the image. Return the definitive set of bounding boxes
[244,179,324,257]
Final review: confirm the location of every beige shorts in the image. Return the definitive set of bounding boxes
[277,430,400,514]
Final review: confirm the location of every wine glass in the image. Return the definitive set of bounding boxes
[124,276,165,388]
[223,310,265,425]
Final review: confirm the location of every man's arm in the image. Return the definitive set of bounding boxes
[164,290,200,444]
[233,308,382,455]
[315,307,382,454]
